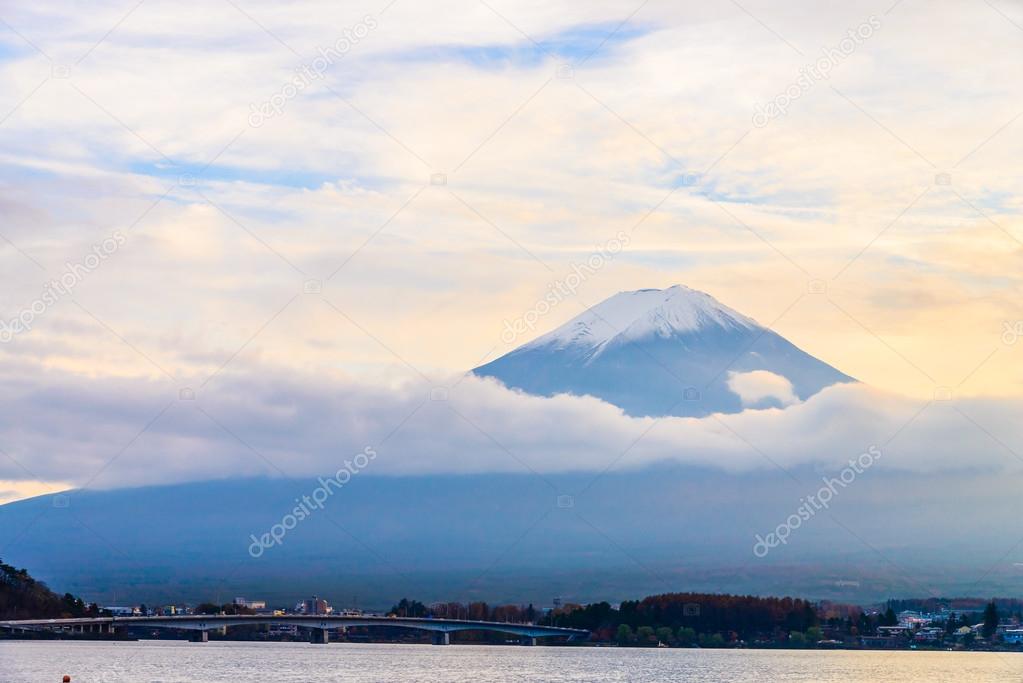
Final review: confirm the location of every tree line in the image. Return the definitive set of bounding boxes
[548,593,818,645]
[386,592,820,645]
[0,558,99,620]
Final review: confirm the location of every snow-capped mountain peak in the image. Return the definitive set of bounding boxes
[475,284,854,418]
[525,285,758,356]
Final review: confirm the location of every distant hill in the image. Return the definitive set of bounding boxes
[0,469,1018,608]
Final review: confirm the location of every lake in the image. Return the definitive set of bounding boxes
[1,641,1020,682]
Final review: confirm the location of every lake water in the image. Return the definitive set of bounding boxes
[2,641,1021,682]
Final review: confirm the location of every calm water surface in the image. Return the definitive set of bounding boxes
[2,641,1022,682]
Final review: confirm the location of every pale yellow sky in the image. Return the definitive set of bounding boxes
[0,0,1020,496]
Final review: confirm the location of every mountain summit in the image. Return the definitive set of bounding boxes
[474,285,854,417]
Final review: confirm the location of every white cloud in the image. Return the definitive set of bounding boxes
[727,370,800,408]
[0,362,1018,494]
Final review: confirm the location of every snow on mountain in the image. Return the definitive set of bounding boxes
[523,285,758,357]
[474,285,854,417]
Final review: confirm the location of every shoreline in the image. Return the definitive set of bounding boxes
[3,635,1021,655]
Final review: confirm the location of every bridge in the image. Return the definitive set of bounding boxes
[0,614,590,645]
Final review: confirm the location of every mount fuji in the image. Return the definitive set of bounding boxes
[474,285,854,417]
[1,286,1011,607]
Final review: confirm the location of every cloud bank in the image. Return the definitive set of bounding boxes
[0,363,1019,492]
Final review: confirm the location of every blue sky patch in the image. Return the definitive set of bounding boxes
[387,22,648,69]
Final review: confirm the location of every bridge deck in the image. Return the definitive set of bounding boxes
[0,614,589,641]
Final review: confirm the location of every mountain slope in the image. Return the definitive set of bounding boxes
[0,470,1015,606]
[474,285,854,417]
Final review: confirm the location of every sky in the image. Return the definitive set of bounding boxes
[0,0,1022,503]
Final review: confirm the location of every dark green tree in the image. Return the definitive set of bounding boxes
[388,598,427,618]
[982,601,999,639]
[0,560,95,620]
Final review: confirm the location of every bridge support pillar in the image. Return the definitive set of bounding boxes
[189,631,209,643]
[432,632,450,645]
[520,636,537,646]
[312,629,330,644]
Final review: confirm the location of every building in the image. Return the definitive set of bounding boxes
[1002,629,1023,644]
[233,598,267,610]
[876,626,913,638]
[913,627,943,643]
[303,597,331,615]
[862,625,913,649]
[897,611,931,629]
[103,606,139,617]
[157,605,190,616]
